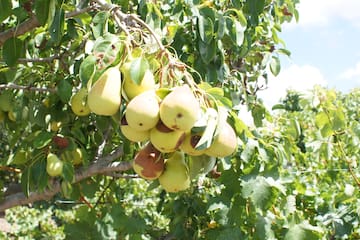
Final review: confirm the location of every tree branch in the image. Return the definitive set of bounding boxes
[0,6,94,47]
[0,146,132,212]
[0,83,56,93]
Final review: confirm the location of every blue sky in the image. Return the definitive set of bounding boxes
[258,0,360,107]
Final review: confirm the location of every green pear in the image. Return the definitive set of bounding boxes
[125,91,160,131]
[0,91,12,112]
[70,88,91,116]
[8,110,17,122]
[121,60,156,100]
[180,132,206,156]
[88,67,121,116]
[133,142,164,180]
[159,85,200,131]
[205,122,237,158]
[158,151,190,192]
[150,121,185,153]
[120,116,150,142]
[72,148,83,165]
[46,153,64,177]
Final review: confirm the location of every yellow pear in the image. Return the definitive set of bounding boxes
[46,153,64,177]
[120,116,150,142]
[150,121,185,153]
[70,88,91,116]
[121,60,156,100]
[158,151,190,192]
[205,122,237,158]
[125,91,160,131]
[133,142,164,180]
[88,67,121,116]
[180,132,206,156]
[159,85,200,131]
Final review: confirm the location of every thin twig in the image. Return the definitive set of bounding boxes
[0,83,56,93]
[92,0,165,51]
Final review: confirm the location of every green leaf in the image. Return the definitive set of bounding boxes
[251,104,266,127]
[198,38,216,64]
[91,11,110,39]
[0,0,12,22]
[272,103,285,110]
[246,0,265,26]
[206,87,224,97]
[195,108,218,150]
[62,161,75,183]
[332,107,346,131]
[79,55,97,86]
[20,167,31,197]
[315,111,329,128]
[285,223,323,240]
[35,0,51,25]
[49,8,65,46]
[198,16,214,43]
[57,79,73,103]
[3,38,23,67]
[129,57,150,85]
[270,56,281,76]
[33,131,53,149]
[215,227,243,240]
[241,176,275,210]
[233,19,246,46]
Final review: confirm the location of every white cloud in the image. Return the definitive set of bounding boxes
[258,64,327,108]
[286,0,360,28]
[340,62,360,80]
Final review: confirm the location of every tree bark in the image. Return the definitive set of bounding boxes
[0,147,132,212]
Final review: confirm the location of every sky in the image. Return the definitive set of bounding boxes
[258,0,360,108]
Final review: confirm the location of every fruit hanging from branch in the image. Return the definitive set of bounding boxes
[87,66,122,116]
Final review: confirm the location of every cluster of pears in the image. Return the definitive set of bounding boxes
[69,55,237,193]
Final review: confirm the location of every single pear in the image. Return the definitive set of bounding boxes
[0,91,12,112]
[158,151,190,192]
[72,148,83,165]
[46,153,64,177]
[70,88,91,116]
[205,122,237,158]
[88,67,121,116]
[159,85,200,131]
[150,121,185,153]
[125,91,160,131]
[133,142,164,180]
[8,110,17,122]
[50,121,62,132]
[121,60,156,100]
[180,132,206,156]
[120,116,150,142]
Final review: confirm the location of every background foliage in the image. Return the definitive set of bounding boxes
[0,0,359,239]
